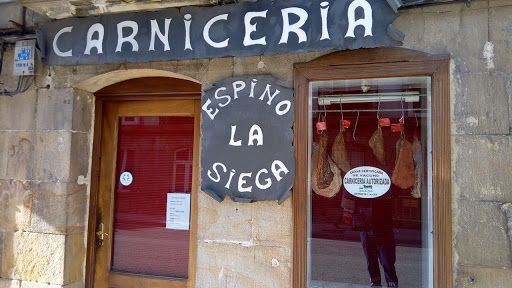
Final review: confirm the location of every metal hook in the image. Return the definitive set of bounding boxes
[377,97,381,120]
[339,99,343,120]
[400,98,405,138]
[400,97,405,121]
[353,111,360,140]
[339,100,344,132]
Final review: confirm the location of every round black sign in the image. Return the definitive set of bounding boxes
[200,75,295,203]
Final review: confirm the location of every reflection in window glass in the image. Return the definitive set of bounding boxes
[308,77,432,288]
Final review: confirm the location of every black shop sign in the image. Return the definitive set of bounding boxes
[201,75,294,203]
[36,0,404,66]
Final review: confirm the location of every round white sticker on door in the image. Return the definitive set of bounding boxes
[120,172,133,186]
[343,166,391,198]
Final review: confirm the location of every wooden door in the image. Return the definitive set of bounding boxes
[86,78,201,288]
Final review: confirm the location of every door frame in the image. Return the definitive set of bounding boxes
[292,48,452,287]
[85,77,202,288]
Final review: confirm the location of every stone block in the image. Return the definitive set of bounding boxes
[150,60,178,73]
[61,282,83,288]
[96,63,124,76]
[463,0,489,10]
[196,242,291,288]
[0,132,8,179]
[68,65,100,88]
[197,194,253,243]
[421,1,465,13]
[34,131,71,182]
[0,3,23,30]
[5,132,36,180]
[393,12,426,51]
[396,7,490,73]
[260,54,298,84]
[1,48,18,85]
[174,59,210,82]
[489,0,512,8]
[1,231,65,284]
[68,132,90,184]
[64,233,85,285]
[295,51,330,64]
[0,279,21,288]
[411,10,461,54]
[453,136,512,202]
[453,8,490,72]
[19,282,62,288]
[30,183,87,234]
[251,200,292,247]
[489,6,512,72]
[48,66,71,89]
[0,89,37,131]
[454,200,511,268]
[0,232,2,272]
[452,74,509,135]
[0,180,33,231]
[34,130,90,183]
[204,57,234,84]
[455,266,512,288]
[233,56,261,77]
[36,88,74,131]
[72,89,94,133]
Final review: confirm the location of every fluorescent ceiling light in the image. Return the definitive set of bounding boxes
[317,91,420,105]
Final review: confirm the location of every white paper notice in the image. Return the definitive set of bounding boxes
[166,193,191,230]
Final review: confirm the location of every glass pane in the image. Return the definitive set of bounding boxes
[111,116,194,278]
[308,77,432,288]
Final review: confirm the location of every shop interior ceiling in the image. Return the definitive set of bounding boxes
[9,0,466,20]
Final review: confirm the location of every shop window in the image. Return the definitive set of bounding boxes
[309,77,431,287]
[293,48,451,288]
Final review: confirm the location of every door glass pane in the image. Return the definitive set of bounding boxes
[308,77,432,288]
[111,116,194,278]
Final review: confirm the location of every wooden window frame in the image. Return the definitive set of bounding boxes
[85,77,201,288]
[292,48,452,288]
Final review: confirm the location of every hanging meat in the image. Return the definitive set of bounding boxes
[411,136,423,198]
[369,127,386,165]
[317,133,334,189]
[391,137,416,189]
[311,142,342,198]
[332,127,351,173]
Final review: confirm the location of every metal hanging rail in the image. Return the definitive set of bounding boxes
[312,108,427,113]
[313,92,427,105]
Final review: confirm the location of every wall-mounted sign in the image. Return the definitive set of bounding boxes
[36,0,404,66]
[166,193,191,230]
[201,75,294,204]
[344,166,391,198]
[119,172,133,186]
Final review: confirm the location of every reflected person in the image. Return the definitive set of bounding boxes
[353,198,398,287]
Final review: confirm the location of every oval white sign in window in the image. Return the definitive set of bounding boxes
[343,166,391,199]
[120,172,133,186]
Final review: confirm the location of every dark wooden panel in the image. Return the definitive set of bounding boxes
[95,77,201,97]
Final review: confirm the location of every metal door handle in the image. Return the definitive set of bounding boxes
[96,223,108,246]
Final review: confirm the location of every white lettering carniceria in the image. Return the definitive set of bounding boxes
[51,1,375,58]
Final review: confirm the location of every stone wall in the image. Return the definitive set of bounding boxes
[1,0,512,287]
[395,1,512,287]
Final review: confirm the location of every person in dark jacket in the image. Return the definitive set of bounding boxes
[353,198,399,287]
